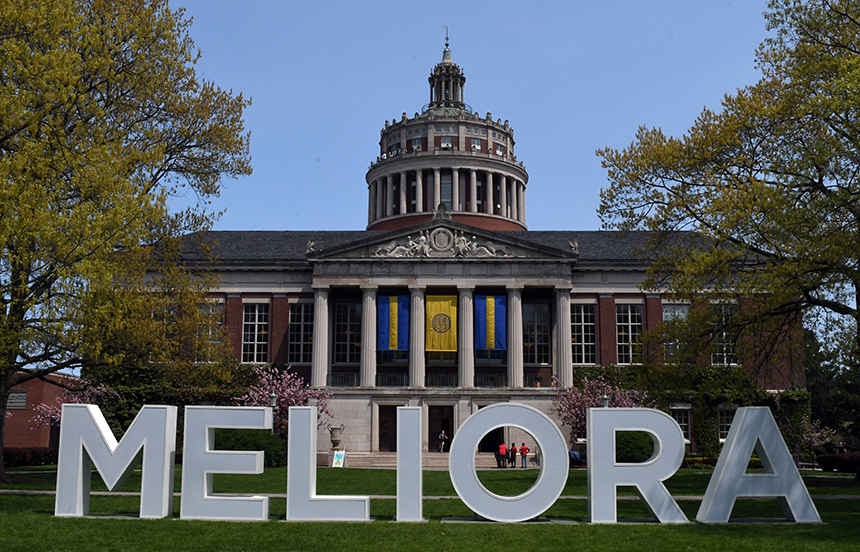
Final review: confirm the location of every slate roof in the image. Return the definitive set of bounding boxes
[182,229,666,267]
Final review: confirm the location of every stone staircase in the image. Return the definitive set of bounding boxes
[317,451,500,469]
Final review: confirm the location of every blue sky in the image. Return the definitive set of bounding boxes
[174,1,771,231]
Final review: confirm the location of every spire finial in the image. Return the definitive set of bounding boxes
[444,26,449,49]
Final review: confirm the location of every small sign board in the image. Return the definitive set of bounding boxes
[332,449,346,468]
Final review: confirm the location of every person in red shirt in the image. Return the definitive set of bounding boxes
[497,442,507,468]
[509,443,517,468]
[520,443,530,468]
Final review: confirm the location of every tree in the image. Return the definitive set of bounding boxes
[598,1,860,383]
[553,376,636,444]
[235,366,333,438]
[0,0,251,478]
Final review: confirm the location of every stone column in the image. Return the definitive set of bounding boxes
[469,169,477,213]
[500,175,508,219]
[360,288,377,387]
[409,289,425,388]
[399,172,407,214]
[555,289,573,388]
[510,179,518,221]
[367,182,374,225]
[458,289,474,388]
[311,288,329,388]
[386,175,394,218]
[486,172,494,215]
[375,179,384,223]
[452,168,460,211]
[433,168,441,211]
[415,170,423,212]
[507,288,523,388]
[518,182,526,224]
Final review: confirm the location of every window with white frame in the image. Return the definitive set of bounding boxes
[441,136,452,150]
[671,408,691,441]
[7,391,26,410]
[616,304,643,364]
[718,407,736,440]
[242,303,269,364]
[711,304,738,366]
[523,303,550,365]
[196,302,224,363]
[334,303,361,364]
[288,303,314,364]
[571,304,596,365]
[663,304,689,361]
[470,138,482,151]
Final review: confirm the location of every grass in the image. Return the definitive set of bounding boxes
[1,467,859,551]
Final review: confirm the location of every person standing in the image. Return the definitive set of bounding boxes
[438,430,449,453]
[509,443,517,468]
[520,443,530,468]
[498,442,507,468]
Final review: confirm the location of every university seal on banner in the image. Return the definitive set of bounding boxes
[431,313,451,333]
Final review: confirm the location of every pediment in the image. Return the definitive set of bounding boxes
[306,220,578,261]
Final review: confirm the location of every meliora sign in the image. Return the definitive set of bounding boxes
[53,403,821,524]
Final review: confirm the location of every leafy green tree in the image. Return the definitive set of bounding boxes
[598,1,860,379]
[0,0,251,478]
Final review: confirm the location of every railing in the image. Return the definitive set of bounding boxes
[370,147,522,170]
[425,373,458,387]
[475,373,508,387]
[524,374,553,388]
[376,373,409,387]
[327,373,359,387]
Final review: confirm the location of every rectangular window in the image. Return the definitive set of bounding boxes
[288,303,314,364]
[334,303,361,364]
[495,143,504,156]
[196,302,224,363]
[242,303,269,364]
[718,408,736,441]
[523,303,550,365]
[663,304,689,361]
[440,172,452,210]
[571,304,597,364]
[671,409,691,441]
[411,138,422,152]
[441,136,452,150]
[616,304,643,365]
[7,391,27,410]
[470,138,482,152]
[711,304,738,366]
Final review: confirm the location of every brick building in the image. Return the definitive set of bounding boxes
[185,43,801,457]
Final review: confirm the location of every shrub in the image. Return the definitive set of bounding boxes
[3,448,58,467]
[215,428,286,467]
[817,453,860,474]
[615,431,654,463]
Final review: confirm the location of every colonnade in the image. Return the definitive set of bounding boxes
[367,167,526,225]
[310,287,572,389]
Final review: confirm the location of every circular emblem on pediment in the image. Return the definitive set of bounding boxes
[430,228,454,252]
[431,313,452,333]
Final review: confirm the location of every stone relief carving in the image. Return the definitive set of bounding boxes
[306,239,317,254]
[374,228,511,258]
[568,240,578,254]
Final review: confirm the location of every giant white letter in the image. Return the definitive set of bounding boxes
[396,406,424,522]
[180,406,272,521]
[448,403,568,523]
[697,407,821,523]
[286,406,370,521]
[55,404,177,518]
[587,408,688,523]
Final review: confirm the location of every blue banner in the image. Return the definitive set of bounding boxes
[378,295,409,351]
[475,295,506,350]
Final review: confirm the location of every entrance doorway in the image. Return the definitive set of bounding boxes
[478,405,505,453]
[378,405,397,452]
[428,405,454,452]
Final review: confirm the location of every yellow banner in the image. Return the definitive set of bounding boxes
[426,295,457,352]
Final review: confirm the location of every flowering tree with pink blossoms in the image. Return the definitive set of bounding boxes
[235,366,333,438]
[29,381,121,429]
[553,376,637,444]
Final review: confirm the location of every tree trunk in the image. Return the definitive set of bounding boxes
[0,378,10,482]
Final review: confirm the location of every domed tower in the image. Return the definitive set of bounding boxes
[366,41,528,231]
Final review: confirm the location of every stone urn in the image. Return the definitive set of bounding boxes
[327,423,345,450]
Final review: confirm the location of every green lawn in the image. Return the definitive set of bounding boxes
[1,467,858,551]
